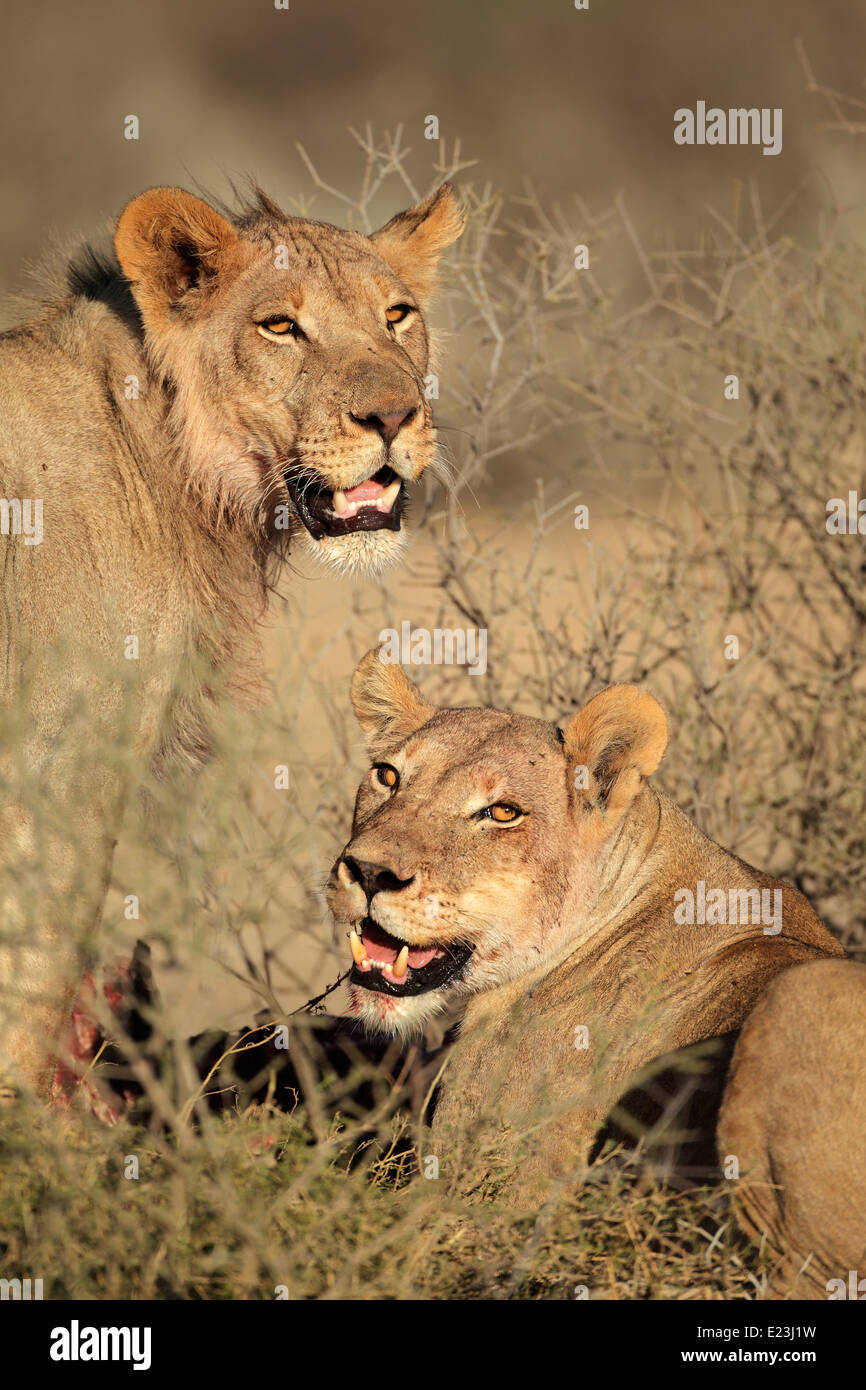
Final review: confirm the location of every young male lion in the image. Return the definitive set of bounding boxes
[328,651,845,1226]
[0,183,463,1094]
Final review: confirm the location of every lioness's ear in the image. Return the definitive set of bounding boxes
[351,648,435,756]
[115,187,241,327]
[370,183,465,302]
[563,685,667,826]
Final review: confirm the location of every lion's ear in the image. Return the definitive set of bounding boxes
[115,188,241,328]
[563,685,668,826]
[370,183,465,302]
[351,648,435,756]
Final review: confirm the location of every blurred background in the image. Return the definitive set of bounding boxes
[3,0,866,1034]
[2,0,866,277]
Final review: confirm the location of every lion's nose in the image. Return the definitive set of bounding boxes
[342,855,414,902]
[350,405,416,444]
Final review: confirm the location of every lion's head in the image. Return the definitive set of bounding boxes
[114,183,464,575]
[327,649,668,1036]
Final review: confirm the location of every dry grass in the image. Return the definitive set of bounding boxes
[2,1085,766,1300]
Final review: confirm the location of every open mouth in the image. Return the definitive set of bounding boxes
[348,917,473,998]
[284,464,405,541]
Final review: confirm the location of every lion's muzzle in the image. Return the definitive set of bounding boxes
[284,463,405,540]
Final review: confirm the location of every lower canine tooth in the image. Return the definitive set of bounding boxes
[379,480,401,511]
[333,489,348,515]
[349,930,367,967]
[392,945,409,980]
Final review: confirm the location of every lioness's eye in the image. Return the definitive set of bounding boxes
[256,317,305,340]
[482,803,523,824]
[374,764,399,790]
[385,304,413,326]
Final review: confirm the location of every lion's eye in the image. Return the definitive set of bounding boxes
[374,764,399,790]
[482,803,523,824]
[385,304,413,326]
[256,317,305,340]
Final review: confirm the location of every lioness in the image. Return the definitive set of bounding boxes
[719,958,866,1298]
[0,183,463,1092]
[328,650,844,1206]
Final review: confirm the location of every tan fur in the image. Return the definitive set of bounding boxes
[329,651,844,1207]
[719,959,866,1299]
[0,186,463,1092]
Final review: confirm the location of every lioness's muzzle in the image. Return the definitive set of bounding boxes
[349,917,473,997]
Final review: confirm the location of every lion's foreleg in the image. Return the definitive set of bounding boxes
[0,796,118,1097]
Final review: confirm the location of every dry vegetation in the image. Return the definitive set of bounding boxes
[2,130,865,1299]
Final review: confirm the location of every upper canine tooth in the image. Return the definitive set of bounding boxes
[333,489,349,515]
[392,945,409,980]
[349,930,367,967]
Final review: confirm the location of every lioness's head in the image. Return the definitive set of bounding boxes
[327,649,668,1036]
[114,183,464,574]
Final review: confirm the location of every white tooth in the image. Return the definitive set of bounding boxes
[378,480,401,512]
[333,489,348,515]
[392,945,409,980]
[349,930,367,967]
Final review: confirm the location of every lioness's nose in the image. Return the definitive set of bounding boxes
[342,855,414,902]
[351,405,416,444]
